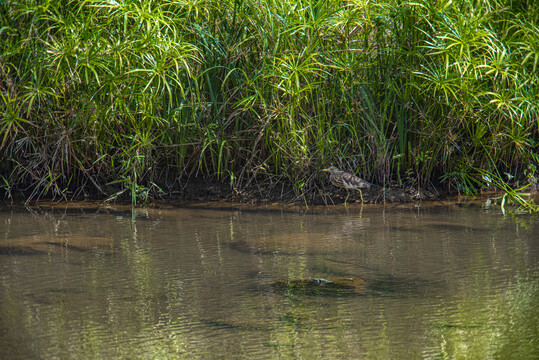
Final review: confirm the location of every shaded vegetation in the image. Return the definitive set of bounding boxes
[0,0,538,205]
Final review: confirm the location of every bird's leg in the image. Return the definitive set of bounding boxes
[344,190,350,206]
[359,189,364,203]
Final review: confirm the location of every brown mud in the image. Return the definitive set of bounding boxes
[2,176,431,206]
[3,173,534,211]
[171,177,440,205]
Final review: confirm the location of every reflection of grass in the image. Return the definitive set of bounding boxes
[278,314,299,326]
[494,277,539,359]
[433,276,539,360]
[278,313,312,330]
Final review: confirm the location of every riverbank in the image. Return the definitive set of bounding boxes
[4,176,529,209]
[3,169,539,213]
[2,174,443,206]
[175,178,440,205]
[0,190,506,216]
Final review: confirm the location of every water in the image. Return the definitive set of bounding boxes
[0,202,538,359]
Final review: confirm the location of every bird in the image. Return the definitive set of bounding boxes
[321,166,371,204]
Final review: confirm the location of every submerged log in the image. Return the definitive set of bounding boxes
[0,234,114,256]
[271,277,367,297]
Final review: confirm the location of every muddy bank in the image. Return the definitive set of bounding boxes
[158,177,440,205]
[0,191,509,218]
[4,174,533,209]
[2,174,441,205]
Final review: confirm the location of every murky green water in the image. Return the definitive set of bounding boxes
[1,202,538,359]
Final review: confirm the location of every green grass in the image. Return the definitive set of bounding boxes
[0,0,537,206]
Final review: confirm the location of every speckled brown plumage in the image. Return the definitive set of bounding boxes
[321,166,370,203]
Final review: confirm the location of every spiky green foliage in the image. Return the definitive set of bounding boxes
[0,0,537,203]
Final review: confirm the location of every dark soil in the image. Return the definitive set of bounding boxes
[0,172,459,206]
[1,176,445,206]
[174,177,440,205]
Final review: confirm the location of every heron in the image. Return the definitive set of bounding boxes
[321,166,371,204]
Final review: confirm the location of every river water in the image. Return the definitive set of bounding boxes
[0,201,537,359]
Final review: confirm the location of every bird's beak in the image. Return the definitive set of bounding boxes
[320,168,329,172]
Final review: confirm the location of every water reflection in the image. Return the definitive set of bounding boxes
[0,203,538,359]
